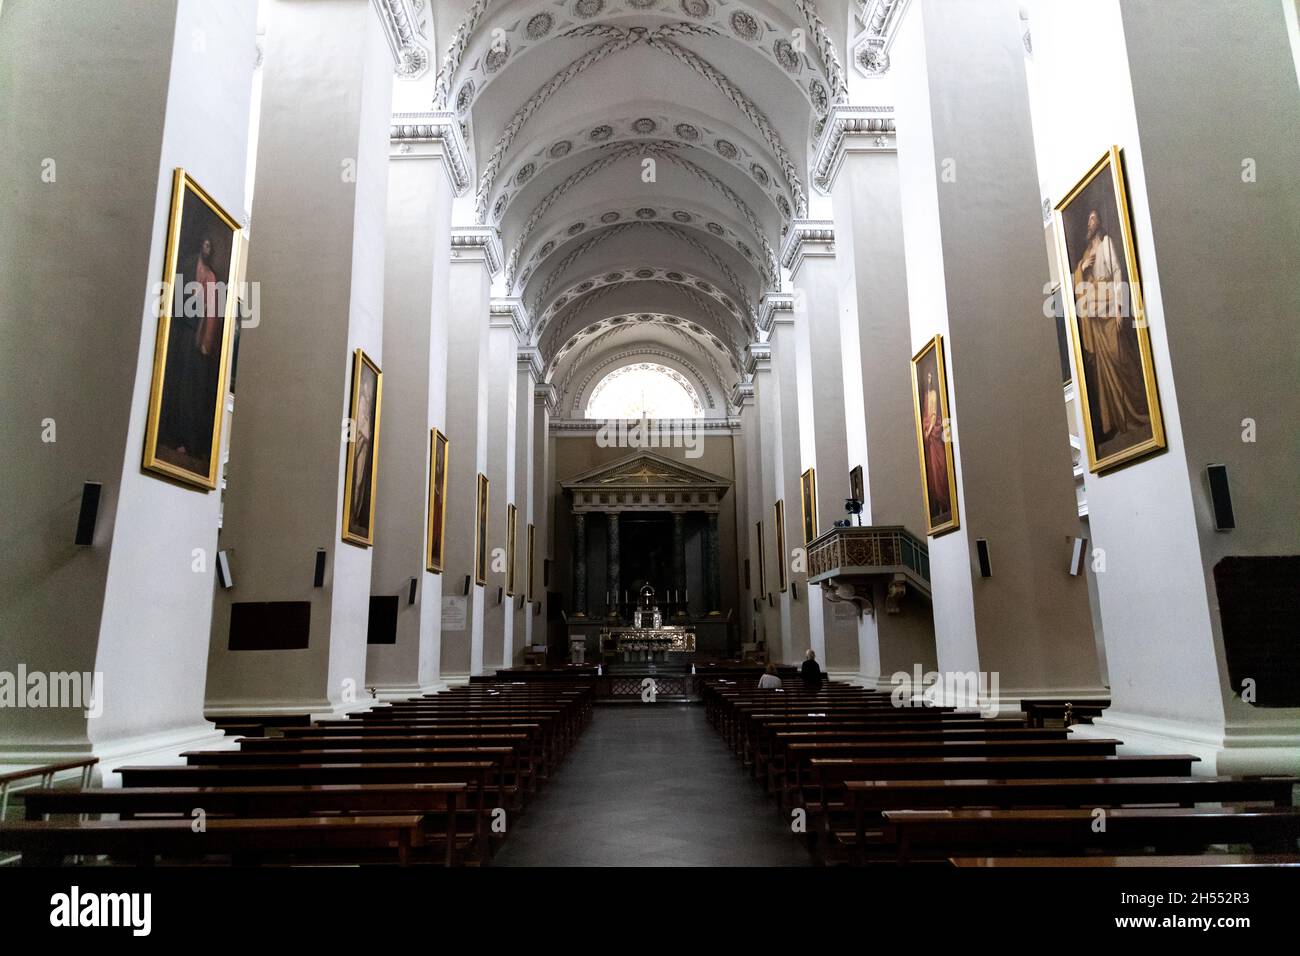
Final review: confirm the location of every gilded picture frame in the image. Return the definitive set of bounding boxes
[849,465,864,507]
[426,429,449,572]
[505,503,518,597]
[910,334,960,536]
[774,500,788,593]
[342,348,382,546]
[474,473,490,586]
[799,467,817,546]
[142,168,241,490]
[1054,145,1165,473]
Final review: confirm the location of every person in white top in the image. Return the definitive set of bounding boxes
[757,663,782,690]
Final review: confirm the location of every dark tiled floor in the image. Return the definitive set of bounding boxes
[493,704,813,867]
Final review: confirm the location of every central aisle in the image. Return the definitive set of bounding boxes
[493,704,813,867]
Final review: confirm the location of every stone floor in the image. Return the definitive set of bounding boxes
[493,704,813,867]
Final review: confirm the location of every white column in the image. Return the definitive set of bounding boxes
[820,107,938,687]
[366,114,465,697]
[0,0,258,769]
[1028,0,1300,771]
[512,348,541,662]
[483,301,521,672]
[784,221,858,676]
[439,227,500,679]
[729,382,755,646]
[206,0,393,716]
[892,0,1102,706]
[532,383,558,653]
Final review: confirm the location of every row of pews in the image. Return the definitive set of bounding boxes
[1,680,594,866]
[704,679,1300,866]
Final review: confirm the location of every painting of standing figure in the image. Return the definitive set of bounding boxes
[142,168,241,489]
[910,334,959,536]
[342,349,382,546]
[1055,145,1165,472]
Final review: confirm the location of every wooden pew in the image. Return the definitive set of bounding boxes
[22,783,472,865]
[949,854,1300,867]
[883,806,1300,863]
[0,815,427,866]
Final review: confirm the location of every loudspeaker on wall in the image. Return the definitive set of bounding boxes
[75,481,101,547]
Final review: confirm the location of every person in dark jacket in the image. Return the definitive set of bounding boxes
[800,649,822,688]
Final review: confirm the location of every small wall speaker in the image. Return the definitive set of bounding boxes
[313,549,327,588]
[1068,537,1088,577]
[791,581,799,601]
[216,550,234,590]
[975,539,992,578]
[75,482,102,546]
[407,577,418,605]
[463,575,472,596]
[1206,464,1235,531]
[496,586,503,605]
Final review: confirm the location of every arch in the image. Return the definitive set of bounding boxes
[585,361,705,419]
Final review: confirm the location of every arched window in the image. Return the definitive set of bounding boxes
[585,362,703,419]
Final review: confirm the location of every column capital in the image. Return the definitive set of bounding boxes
[811,105,898,193]
[450,225,503,277]
[371,0,431,79]
[490,296,530,339]
[517,346,544,381]
[852,0,912,78]
[390,111,470,193]
[745,342,773,375]
[780,220,836,278]
[534,382,559,413]
[758,293,794,334]
[730,380,756,407]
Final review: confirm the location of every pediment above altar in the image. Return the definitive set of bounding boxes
[561,452,731,513]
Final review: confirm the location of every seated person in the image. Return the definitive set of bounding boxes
[800,649,822,688]
[757,663,782,690]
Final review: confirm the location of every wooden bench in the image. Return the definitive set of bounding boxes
[23,783,473,865]
[948,853,1300,867]
[883,806,1300,863]
[0,815,427,866]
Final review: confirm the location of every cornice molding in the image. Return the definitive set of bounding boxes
[730,380,755,407]
[534,382,559,414]
[757,294,794,334]
[490,296,530,339]
[550,418,740,436]
[450,226,503,277]
[390,112,470,194]
[811,105,897,193]
[853,0,912,77]
[745,342,773,375]
[371,0,431,79]
[780,221,836,276]
[517,346,545,381]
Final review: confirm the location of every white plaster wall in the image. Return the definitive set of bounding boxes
[483,322,518,670]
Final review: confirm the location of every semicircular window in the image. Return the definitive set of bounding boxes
[585,362,703,419]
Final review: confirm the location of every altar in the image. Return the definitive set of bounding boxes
[599,585,696,665]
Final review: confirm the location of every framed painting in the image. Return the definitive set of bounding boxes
[774,500,787,593]
[505,503,517,597]
[342,348,382,546]
[849,465,864,507]
[426,429,449,572]
[142,168,241,489]
[1054,145,1165,472]
[799,467,817,545]
[474,473,490,586]
[526,523,536,602]
[910,334,960,536]
[755,520,766,599]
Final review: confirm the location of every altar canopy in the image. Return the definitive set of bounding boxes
[561,452,731,621]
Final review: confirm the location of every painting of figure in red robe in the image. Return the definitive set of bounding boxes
[910,334,959,536]
[143,169,240,489]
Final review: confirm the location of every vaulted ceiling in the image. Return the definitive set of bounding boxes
[429,0,853,414]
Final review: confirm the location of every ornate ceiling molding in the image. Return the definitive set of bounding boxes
[811,105,897,193]
[505,143,776,289]
[390,111,472,194]
[372,0,432,78]
[853,0,911,77]
[564,347,720,415]
[474,24,807,223]
[434,0,493,107]
[450,225,504,276]
[795,0,849,103]
[780,219,835,276]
